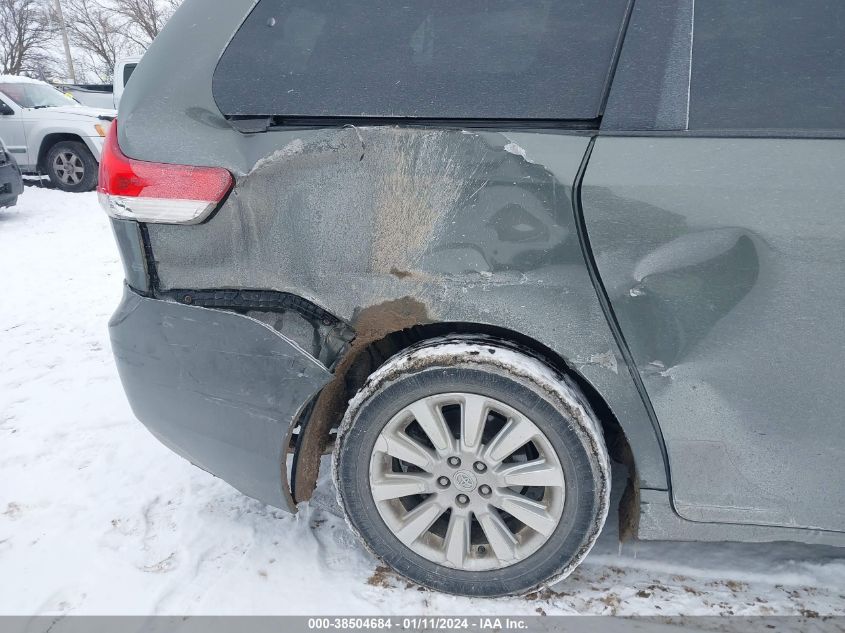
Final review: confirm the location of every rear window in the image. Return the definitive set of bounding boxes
[213,0,629,120]
[123,63,137,87]
[690,0,845,132]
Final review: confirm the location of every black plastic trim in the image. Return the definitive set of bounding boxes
[163,288,341,326]
[137,223,160,295]
[228,116,601,134]
[598,0,637,116]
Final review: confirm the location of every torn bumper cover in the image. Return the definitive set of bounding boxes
[108,286,332,511]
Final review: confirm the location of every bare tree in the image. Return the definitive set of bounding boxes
[0,0,57,76]
[63,0,128,81]
[112,0,178,47]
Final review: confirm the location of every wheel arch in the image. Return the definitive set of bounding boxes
[291,319,640,538]
[37,132,88,172]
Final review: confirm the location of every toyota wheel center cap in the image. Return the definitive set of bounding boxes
[453,469,478,492]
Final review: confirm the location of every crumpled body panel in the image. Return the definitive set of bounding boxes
[583,136,845,532]
[109,287,332,510]
[146,126,668,490]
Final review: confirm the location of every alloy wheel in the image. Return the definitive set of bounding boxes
[369,393,565,571]
[53,151,85,186]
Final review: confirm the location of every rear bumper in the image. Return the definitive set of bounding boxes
[108,286,332,511]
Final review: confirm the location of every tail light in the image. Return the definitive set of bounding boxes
[98,120,234,224]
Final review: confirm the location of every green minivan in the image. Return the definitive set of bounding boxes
[99,0,845,596]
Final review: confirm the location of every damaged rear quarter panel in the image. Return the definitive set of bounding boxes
[117,0,665,493]
[145,126,668,490]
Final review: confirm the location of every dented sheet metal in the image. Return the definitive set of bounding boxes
[109,286,332,510]
[146,126,669,490]
[583,137,845,533]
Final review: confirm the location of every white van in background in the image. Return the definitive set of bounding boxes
[113,56,142,110]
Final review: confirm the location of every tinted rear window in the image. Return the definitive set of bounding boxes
[123,63,137,86]
[213,0,629,120]
[690,0,845,132]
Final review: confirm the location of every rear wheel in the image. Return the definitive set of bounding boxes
[45,141,97,192]
[334,338,610,597]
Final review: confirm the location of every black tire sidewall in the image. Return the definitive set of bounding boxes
[45,141,98,193]
[337,363,604,597]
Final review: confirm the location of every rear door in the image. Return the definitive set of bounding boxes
[583,0,845,531]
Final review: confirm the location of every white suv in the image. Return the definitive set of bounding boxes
[0,76,115,192]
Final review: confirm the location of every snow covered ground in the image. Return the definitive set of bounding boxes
[1,187,844,617]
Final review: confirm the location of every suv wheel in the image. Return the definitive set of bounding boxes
[334,338,610,597]
[45,141,98,193]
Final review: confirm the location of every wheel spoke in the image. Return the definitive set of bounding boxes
[498,458,564,488]
[476,510,518,563]
[395,497,444,546]
[407,399,453,454]
[368,388,570,572]
[370,472,433,501]
[495,491,557,537]
[484,415,536,463]
[443,512,471,568]
[374,431,437,472]
[460,394,488,453]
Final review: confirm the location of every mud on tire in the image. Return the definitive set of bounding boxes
[333,337,610,597]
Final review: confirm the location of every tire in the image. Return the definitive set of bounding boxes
[45,141,98,193]
[334,337,610,597]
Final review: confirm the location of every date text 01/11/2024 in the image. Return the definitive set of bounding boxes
[307,617,529,630]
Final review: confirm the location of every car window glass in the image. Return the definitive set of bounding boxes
[0,83,78,109]
[213,0,630,120]
[689,0,845,131]
[123,64,137,86]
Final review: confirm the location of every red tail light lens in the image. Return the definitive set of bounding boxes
[98,120,234,224]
